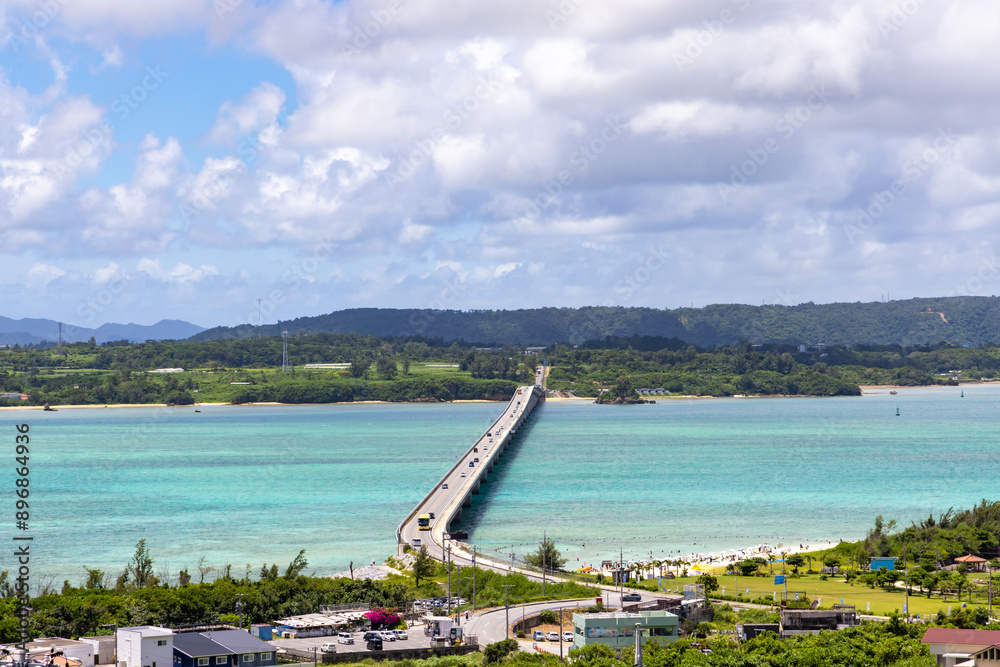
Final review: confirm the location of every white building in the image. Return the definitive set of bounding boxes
[116,627,173,667]
[1,638,94,667]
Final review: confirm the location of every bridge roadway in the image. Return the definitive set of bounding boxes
[397,367,546,565]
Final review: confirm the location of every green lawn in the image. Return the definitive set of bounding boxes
[661,573,990,618]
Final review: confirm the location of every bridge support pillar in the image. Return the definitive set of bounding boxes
[462,493,472,508]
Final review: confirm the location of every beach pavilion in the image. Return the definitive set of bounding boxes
[954,554,988,572]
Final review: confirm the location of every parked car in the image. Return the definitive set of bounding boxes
[320,643,337,653]
[337,632,354,644]
[562,631,573,642]
[394,629,408,640]
[379,630,397,641]
[622,592,642,601]
[366,637,383,651]
[363,631,380,641]
[533,630,545,641]
[546,632,559,641]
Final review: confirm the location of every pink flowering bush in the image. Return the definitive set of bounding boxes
[364,608,400,628]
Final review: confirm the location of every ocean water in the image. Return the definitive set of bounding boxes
[460,385,1000,569]
[7,402,503,586]
[4,384,999,585]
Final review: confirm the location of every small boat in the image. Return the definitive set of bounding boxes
[43,403,57,412]
[889,390,897,395]
[895,406,900,416]
[961,390,964,397]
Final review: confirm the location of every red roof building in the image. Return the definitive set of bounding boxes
[921,628,1000,667]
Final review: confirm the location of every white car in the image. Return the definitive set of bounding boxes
[337,632,354,644]
[320,643,337,653]
[379,630,397,641]
[394,629,408,640]
[546,632,559,641]
[562,631,573,642]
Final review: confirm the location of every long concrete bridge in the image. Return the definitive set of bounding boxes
[396,366,545,559]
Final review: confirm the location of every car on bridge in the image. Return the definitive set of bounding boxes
[460,472,466,477]
[442,483,449,489]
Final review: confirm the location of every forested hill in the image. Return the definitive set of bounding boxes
[189,296,1000,347]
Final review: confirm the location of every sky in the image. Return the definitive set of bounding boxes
[2,0,1000,330]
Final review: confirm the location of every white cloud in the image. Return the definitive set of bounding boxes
[207,82,286,144]
[137,258,219,284]
[27,262,66,288]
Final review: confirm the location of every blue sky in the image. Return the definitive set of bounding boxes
[2,0,1000,329]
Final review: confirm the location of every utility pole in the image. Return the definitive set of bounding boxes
[447,546,453,617]
[472,551,477,613]
[620,547,624,609]
[456,566,462,626]
[634,623,643,667]
[235,593,244,629]
[502,584,513,638]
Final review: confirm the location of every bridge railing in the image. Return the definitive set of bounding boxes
[394,385,536,547]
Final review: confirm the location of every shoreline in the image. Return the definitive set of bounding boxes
[1,379,992,411]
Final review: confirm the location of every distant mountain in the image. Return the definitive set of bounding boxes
[188,296,1000,347]
[0,317,206,345]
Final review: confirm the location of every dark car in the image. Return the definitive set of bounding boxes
[363,631,380,641]
[366,636,383,651]
[622,592,642,601]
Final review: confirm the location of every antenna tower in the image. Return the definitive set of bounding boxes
[282,330,289,372]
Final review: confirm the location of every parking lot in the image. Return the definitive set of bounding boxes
[269,627,434,656]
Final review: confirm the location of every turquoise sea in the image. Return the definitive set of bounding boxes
[4,384,999,584]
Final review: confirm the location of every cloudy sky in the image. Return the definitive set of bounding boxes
[2,0,998,329]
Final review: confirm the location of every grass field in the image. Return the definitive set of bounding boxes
[658,572,994,618]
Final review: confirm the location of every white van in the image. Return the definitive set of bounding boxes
[337,632,354,644]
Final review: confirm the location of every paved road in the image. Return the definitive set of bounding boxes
[464,591,671,646]
[399,372,544,558]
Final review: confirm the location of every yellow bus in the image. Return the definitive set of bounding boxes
[417,513,431,531]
